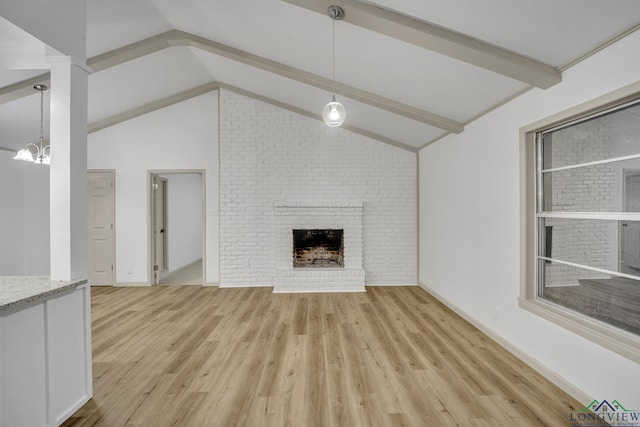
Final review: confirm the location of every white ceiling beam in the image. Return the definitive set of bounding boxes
[170,30,462,133]
[88,82,219,133]
[85,81,417,152]
[87,32,173,72]
[0,30,463,134]
[86,81,417,152]
[281,0,562,89]
[178,33,462,133]
[0,74,50,104]
[0,34,173,106]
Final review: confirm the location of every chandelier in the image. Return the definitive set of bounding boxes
[13,84,50,165]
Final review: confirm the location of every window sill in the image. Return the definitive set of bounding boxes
[518,297,640,363]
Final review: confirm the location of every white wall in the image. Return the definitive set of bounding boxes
[158,173,203,272]
[0,152,26,274]
[419,30,640,405]
[88,91,219,284]
[219,89,417,287]
[22,163,49,275]
[0,151,49,275]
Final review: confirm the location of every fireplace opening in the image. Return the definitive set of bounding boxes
[293,229,344,268]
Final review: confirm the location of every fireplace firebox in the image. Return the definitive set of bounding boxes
[293,229,344,268]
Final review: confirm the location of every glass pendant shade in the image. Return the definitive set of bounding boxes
[13,148,35,162]
[322,95,346,127]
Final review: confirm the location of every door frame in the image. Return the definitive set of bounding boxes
[148,169,206,285]
[152,175,168,284]
[620,168,640,274]
[88,169,116,286]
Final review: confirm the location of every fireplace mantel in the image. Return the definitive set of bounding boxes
[273,201,365,293]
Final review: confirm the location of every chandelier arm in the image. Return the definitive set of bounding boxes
[24,142,41,155]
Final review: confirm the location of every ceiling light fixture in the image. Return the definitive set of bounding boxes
[322,5,346,127]
[13,84,50,165]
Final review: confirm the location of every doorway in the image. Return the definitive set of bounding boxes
[149,171,205,285]
[88,170,115,285]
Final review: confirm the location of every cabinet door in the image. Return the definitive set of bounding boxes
[47,285,92,425]
[1,303,47,427]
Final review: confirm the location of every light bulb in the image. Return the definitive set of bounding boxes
[329,106,340,121]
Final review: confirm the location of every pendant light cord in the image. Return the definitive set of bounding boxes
[331,18,337,98]
[332,18,336,86]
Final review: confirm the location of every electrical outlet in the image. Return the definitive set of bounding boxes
[127,267,132,274]
[493,306,501,320]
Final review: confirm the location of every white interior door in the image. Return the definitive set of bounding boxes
[88,171,115,285]
[621,171,640,274]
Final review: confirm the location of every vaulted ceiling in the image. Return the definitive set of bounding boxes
[1,0,640,153]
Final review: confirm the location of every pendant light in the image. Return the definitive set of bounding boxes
[13,84,50,165]
[322,5,346,127]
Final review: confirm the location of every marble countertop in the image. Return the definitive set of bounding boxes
[0,276,87,313]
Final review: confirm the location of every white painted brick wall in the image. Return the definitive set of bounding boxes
[219,89,417,287]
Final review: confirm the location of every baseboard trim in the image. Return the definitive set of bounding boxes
[218,283,272,288]
[113,282,151,287]
[214,283,417,289]
[272,288,366,294]
[417,282,592,406]
[365,283,418,287]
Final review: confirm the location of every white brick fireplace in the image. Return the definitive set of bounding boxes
[273,201,365,293]
[218,89,417,289]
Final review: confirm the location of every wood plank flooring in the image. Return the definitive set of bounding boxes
[62,286,595,426]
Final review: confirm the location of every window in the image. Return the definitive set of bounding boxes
[520,82,640,362]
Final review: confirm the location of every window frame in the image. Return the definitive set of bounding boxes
[520,81,640,363]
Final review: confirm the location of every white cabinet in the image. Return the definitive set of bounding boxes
[0,283,92,427]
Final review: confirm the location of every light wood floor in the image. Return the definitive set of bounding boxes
[62,286,596,427]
